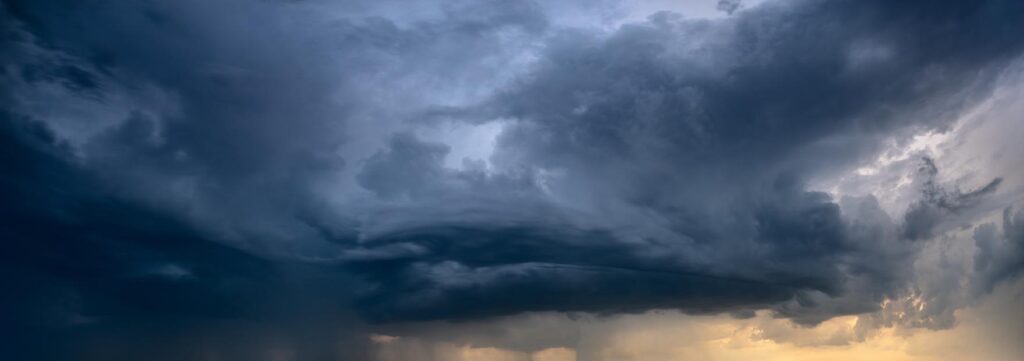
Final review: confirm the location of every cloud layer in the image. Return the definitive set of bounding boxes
[2,0,1024,360]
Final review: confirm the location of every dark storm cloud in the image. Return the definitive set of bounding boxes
[1,0,548,358]
[2,0,549,255]
[0,113,374,360]
[350,224,797,322]
[3,0,1024,359]
[346,0,1024,324]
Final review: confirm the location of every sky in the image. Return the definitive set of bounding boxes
[1,0,1022,360]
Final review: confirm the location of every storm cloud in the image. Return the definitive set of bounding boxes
[2,0,1024,359]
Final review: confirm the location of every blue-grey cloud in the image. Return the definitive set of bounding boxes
[3,0,1024,359]
[346,0,1024,324]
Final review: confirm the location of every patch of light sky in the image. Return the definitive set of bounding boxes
[542,0,769,31]
[814,61,1024,219]
[419,120,506,171]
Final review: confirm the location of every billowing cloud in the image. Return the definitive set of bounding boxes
[2,0,1024,360]
[346,0,1024,323]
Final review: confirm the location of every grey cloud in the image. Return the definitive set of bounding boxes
[973,207,1024,295]
[345,0,1024,324]
[4,0,1024,359]
[717,0,743,15]
[0,113,374,360]
[357,133,451,200]
[903,157,1003,240]
[3,0,551,255]
[354,131,542,207]
[1,0,551,358]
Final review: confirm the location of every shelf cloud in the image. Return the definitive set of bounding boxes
[2,0,1023,360]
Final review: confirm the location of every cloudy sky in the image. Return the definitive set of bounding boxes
[2,0,1023,360]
